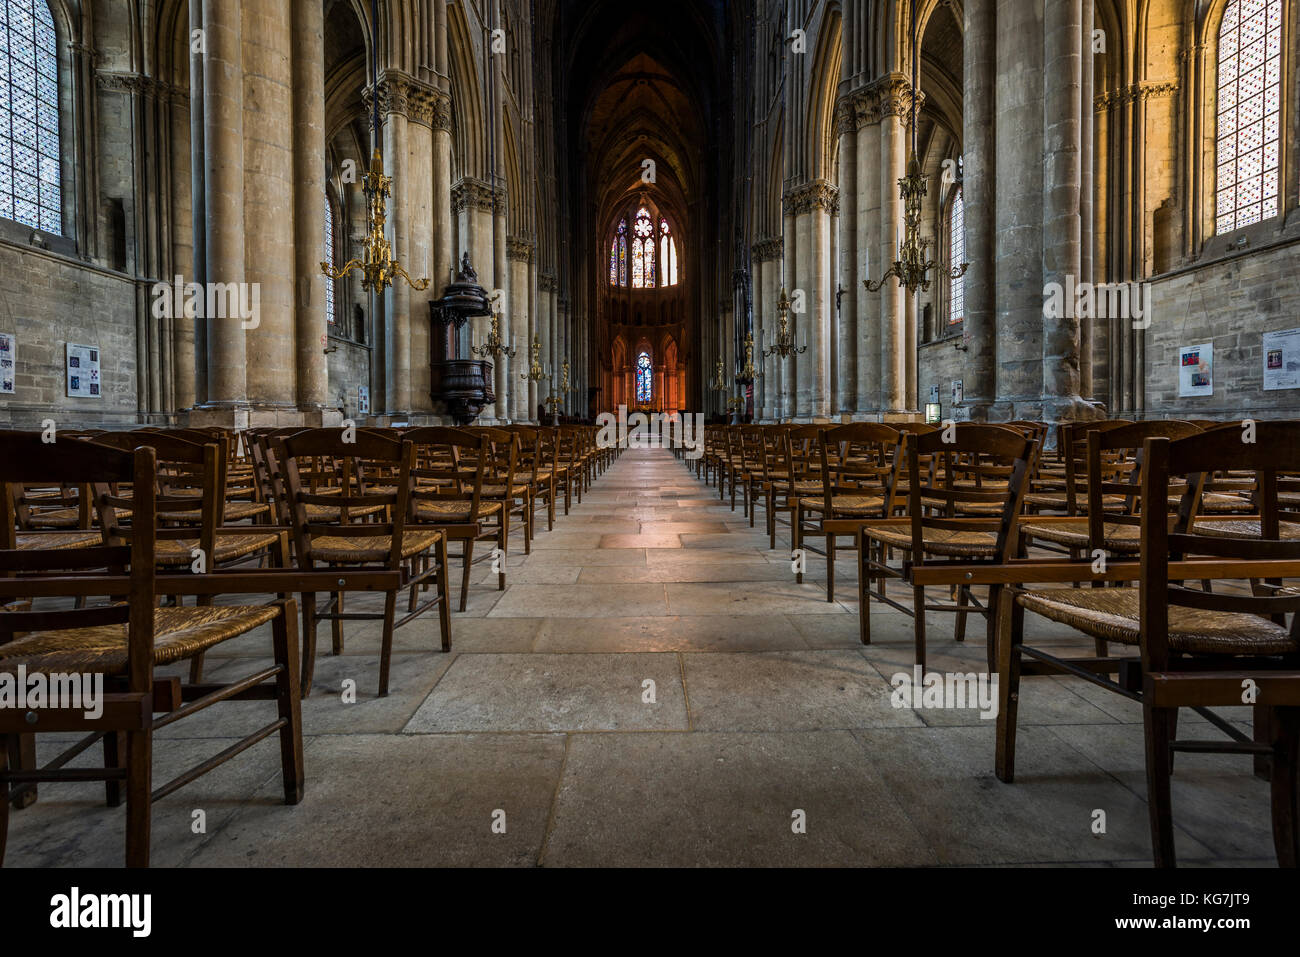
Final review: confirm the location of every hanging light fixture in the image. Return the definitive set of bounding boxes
[863,2,967,294]
[321,0,429,293]
[762,287,806,359]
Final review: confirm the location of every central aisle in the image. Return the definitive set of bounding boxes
[7,449,1277,867]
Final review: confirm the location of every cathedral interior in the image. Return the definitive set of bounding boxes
[2,0,1300,879]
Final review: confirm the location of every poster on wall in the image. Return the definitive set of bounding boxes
[1178,343,1213,398]
[0,333,14,395]
[1263,327,1300,391]
[66,343,102,398]
[357,385,370,415]
[951,379,963,405]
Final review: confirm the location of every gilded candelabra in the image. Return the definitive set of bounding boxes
[761,288,806,359]
[471,295,516,359]
[736,332,759,383]
[519,334,549,383]
[320,149,429,293]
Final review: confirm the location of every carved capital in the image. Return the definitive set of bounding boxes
[452,177,505,215]
[751,237,784,262]
[506,236,534,263]
[539,273,558,293]
[861,72,923,123]
[782,179,840,217]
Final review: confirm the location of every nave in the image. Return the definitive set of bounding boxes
[3,446,1278,868]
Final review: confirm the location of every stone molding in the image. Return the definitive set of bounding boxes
[782,179,840,217]
[452,177,505,214]
[96,72,187,105]
[1094,80,1178,110]
[751,237,784,262]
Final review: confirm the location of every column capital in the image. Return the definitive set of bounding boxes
[507,236,534,263]
[539,273,559,292]
[751,237,784,262]
[782,179,840,217]
[860,72,924,123]
[452,177,505,214]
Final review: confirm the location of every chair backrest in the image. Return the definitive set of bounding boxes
[1142,424,1300,668]
[1084,420,1202,547]
[817,423,902,515]
[905,424,1037,562]
[0,434,157,691]
[275,430,413,567]
[404,426,489,522]
[466,427,520,495]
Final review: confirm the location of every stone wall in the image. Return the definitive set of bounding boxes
[1144,238,1300,420]
[0,242,140,429]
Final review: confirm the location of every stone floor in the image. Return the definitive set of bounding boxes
[5,449,1278,866]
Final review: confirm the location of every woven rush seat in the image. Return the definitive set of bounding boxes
[1193,519,1300,539]
[798,494,884,515]
[159,501,271,523]
[1019,518,1142,552]
[22,506,81,528]
[864,523,999,557]
[304,502,387,521]
[415,499,503,520]
[482,483,528,497]
[16,531,102,551]
[1017,587,1299,656]
[0,604,280,675]
[770,477,824,495]
[1022,491,1127,511]
[153,532,281,566]
[1194,491,1254,513]
[919,495,1005,515]
[309,529,443,563]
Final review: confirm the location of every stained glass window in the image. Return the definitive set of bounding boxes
[632,208,654,288]
[324,193,336,324]
[636,351,652,403]
[617,218,628,286]
[1215,0,1283,234]
[609,238,618,285]
[660,219,678,286]
[0,0,62,234]
[948,188,964,324]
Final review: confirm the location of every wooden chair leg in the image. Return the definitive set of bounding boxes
[954,585,969,642]
[271,600,305,805]
[124,728,152,868]
[794,504,804,584]
[10,734,36,809]
[104,731,127,807]
[437,537,453,652]
[460,537,475,613]
[377,589,398,698]
[858,532,872,646]
[1143,701,1178,868]
[332,591,345,655]
[0,734,8,864]
[994,587,1022,782]
[1269,706,1300,867]
[826,531,835,602]
[913,583,927,673]
[300,591,318,697]
[1255,705,1275,781]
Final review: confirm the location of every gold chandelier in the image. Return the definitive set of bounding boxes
[321,149,430,293]
[762,288,806,359]
[519,334,549,383]
[736,332,759,383]
[320,1,427,294]
[864,156,967,294]
[471,295,516,359]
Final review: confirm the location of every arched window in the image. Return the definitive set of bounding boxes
[1215,0,1283,234]
[636,351,653,403]
[660,219,679,286]
[1,0,62,234]
[324,192,337,325]
[610,218,628,286]
[632,207,655,288]
[948,187,964,324]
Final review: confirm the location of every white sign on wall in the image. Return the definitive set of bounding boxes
[1178,343,1213,398]
[951,379,964,405]
[357,385,370,415]
[0,333,14,395]
[1263,327,1300,391]
[66,342,102,398]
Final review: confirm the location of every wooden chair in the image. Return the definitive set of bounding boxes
[405,427,509,612]
[276,430,449,697]
[0,434,303,868]
[794,423,901,601]
[767,425,825,551]
[857,424,1036,671]
[994,423,1300,866]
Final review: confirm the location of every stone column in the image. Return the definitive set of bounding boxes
[1079,0,1095,400]
[492,196,508,421]
[855,91,880,415]
[1041,0,1086,423]
[508,238,532,422]
[406,82,436,417]
[200,0,247,410]
[292,0,328,421]
[188,0,207,407]
[878,77,909,417]
[836,98,857,415]
[963,0,998,420]
[993,0,1044,419]
[432,94,454,292]
[381,82,412,418]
